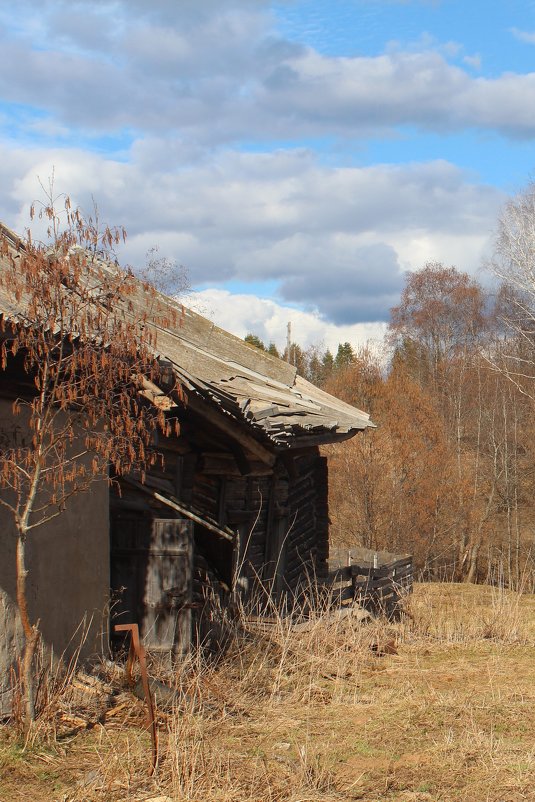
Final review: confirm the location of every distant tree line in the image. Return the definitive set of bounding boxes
[245,181,535,590]
[244,332,357,386]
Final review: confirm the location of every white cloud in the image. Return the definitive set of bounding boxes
[258,49,535,139]
[0,1,509,333]
[463,53,481,70]
[1,3,535,144]
[0,141,503,325]
[510,27,535,45]
[187,288,388,352]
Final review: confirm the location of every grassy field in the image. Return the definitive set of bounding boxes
[1,582,535,802]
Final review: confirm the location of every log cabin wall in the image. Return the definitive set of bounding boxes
[110,408,331,650]
[194,452,329,605]
[0,222,373,665]
[195,448,329,604]
[284,452,329,595]
[228,475,271,592]
[159,445,330,603]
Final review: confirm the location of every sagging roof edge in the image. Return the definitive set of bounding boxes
[0,222,375,446]
[168,366,373,454]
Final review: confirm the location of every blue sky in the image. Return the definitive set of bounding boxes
[275,1,528,66]
[1,0,535,349]
[272,0,535,191]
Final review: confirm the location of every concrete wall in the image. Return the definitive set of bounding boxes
[0,399,109,714]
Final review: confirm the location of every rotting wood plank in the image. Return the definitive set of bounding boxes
[201,455,272,477]
[392,568,412,581]
[124,478,235,542]
[392,555,412,566]
[331,566,352,582]
[325,549,413,619]
[287,537,315,557]
[350,564,392,578]
[275,431,356,449]
[185,392,276,466]
[354,576,393,591]
[180,317,297,385]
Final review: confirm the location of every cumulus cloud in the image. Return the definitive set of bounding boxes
[463,53,482,70]
[257,49,535,139]
[1,2,535,144]
[0,0,511,338]
[279,243,404,323]
[0,141,503,325]
[187,288,388,352]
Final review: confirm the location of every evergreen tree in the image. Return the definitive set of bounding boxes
[283,342,307,375]
[334,342,355,371]
[244,333,266,351]
[307,352,324,386]
[322,349,335,383]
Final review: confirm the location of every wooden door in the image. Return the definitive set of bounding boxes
[111,516,193,655]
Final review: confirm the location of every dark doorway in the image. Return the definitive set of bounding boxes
[110,515,193,656]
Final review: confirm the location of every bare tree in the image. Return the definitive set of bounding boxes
[389,261,487,389]
[0,191,181,725]
[490,181,535,399]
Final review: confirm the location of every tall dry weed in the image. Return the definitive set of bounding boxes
[3,581,535,801]
[400,581,530,644]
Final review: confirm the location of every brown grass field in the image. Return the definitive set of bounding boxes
[1,582,535,802]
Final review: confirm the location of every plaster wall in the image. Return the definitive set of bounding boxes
[0,398,109,713]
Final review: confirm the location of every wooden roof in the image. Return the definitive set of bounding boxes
[0,223,374,450]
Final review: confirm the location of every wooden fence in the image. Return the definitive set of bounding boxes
[328,547,413,618]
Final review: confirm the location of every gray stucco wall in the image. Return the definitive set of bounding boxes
[0,399,109,714]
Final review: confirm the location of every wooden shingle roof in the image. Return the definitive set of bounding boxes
[0,223,374,449]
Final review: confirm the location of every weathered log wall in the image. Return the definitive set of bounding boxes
[111,413,331,649]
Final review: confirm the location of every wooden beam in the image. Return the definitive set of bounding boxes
[229,441,252,476]
[124,477,235,542]
[184,392,276,467]
[275,431,359,452]
[135,374,178,411]
[201,455,272,477]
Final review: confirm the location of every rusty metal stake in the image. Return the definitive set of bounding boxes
[114,623,158,774]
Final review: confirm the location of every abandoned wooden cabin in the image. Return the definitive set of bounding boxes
[0,222,374,703]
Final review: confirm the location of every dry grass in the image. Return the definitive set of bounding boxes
[1,582,535,802]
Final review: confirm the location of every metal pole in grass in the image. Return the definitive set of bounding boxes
[115,623,158,775]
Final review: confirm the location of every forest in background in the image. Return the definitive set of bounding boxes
[246,183,535,590]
